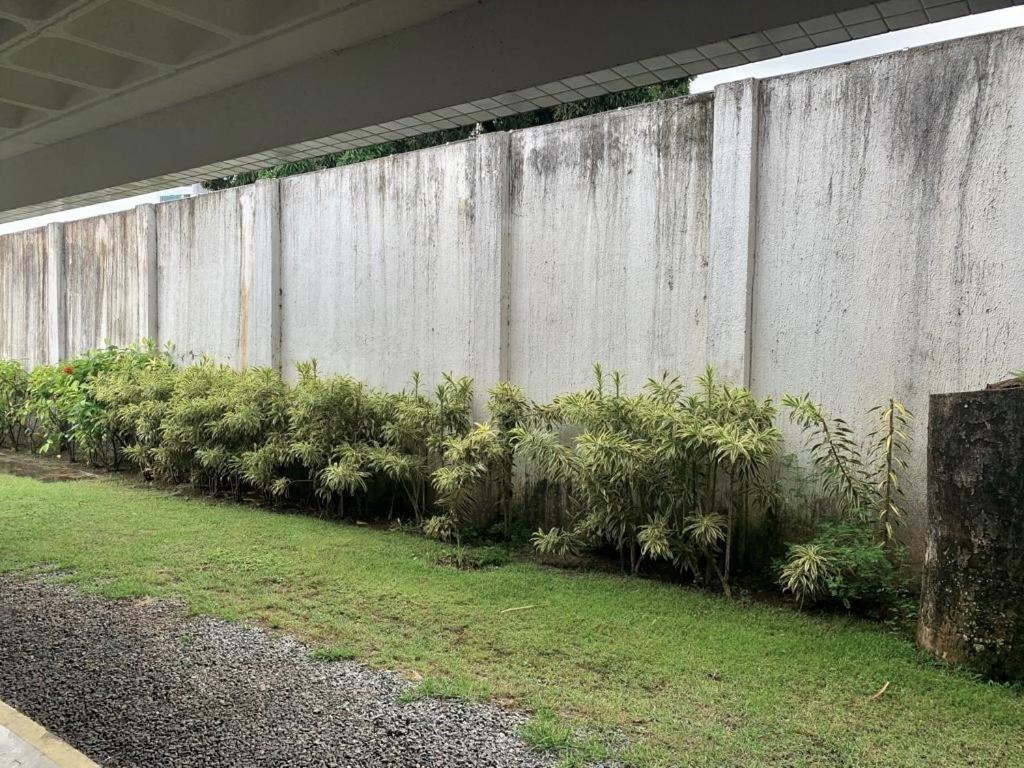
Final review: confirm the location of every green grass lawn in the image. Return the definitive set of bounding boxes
[1,472,1021,767]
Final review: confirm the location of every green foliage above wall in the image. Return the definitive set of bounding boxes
[203,79,691,190]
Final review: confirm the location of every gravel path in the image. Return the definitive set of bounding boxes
[0,576,554,768]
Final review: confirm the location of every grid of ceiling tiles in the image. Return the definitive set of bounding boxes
[1,0,1021,223]
[0,0,348,134]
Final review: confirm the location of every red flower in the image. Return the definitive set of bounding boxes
[63,366,74,375]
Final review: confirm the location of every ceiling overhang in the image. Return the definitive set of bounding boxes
[0,0,1019,222]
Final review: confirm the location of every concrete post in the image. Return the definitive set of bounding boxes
[706,78,759,387]
[135,203,158,343]
[44,222,66,364]
[492,132,513,384]
[240,178,282,370]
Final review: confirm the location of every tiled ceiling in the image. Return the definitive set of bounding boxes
[0,0,474,155]
[0,0,1021,223]
[0,0,304,130]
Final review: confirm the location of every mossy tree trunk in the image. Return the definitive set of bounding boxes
[917,388,1024,680]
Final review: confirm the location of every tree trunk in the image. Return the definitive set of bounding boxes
[917,388,1024,680]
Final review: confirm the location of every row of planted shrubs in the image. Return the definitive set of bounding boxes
[0,342,913,611]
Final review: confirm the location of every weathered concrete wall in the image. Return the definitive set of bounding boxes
[0,28,1022,559]
[156,191,244,366]
[280,135,508,392]
[63,211,141,357]
[507,95,713,401]
[750,28,1024,550]
[0,228,49,368]
[156,183,279,368]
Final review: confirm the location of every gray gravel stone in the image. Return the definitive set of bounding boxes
[0,576,554,767]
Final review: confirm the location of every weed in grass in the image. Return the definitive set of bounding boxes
[436,545,478,570]
[436,544,514,570]
[310,646,357,662]
[521,711,613,767]
[398,675,491,704]
[473,545,514,568]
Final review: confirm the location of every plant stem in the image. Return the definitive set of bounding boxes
[880,399,895,544]
[817,413,862,507]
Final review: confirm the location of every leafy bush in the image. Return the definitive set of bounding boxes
[779,395,914,609]
[779,522,904,609]
[513,366,781,595]
[193,364,291,496]
[783,394,912,542]
[275,365,477,519]
[23,363,79,457]
[430,422,507,546]
[0,342,918,611]
[279,361,382,507]
[92,346,177,474]
[14,342,173,465]
[0,360,28,450]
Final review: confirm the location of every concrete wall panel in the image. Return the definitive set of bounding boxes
[279,134,509,392]
[156,186,268,367]
[63,211,141,356]
[0,228,49,368]
[751,28,1024,548]
[507,95,713,400]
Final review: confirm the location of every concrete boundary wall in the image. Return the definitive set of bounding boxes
[0,227,49,368]
[1,28,1023,552]
[508,95,714,401]
[749,28,1024,550]
[279,134,509,392]
[154,183,280,368]
[62,211,144,358]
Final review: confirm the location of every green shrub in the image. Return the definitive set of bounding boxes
[429,422,509,546]
[514,366,781,595]
[779,395,914,609]
[0,342,918,612]
[201,366,291,497]
[15,342,173,465]
[781,395,912,543]
[277,364,477,519]
[23,363,78,456]
[472,544,514,568]
[151,359,234,484]
[779,522,904,609]
[0,360,28,450]
[92,346,177,474]
[74,342,171,466]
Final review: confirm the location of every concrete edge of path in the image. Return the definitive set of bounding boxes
[0,700,100,768]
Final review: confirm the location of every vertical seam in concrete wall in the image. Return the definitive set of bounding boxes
[743,84,760,390]
[707,78,760,388]
[136,203,158,343]
[238,189,250,368]
[267,179,283,374]
[44,222,66,364]
[243,179,282,371]
[497,132,513,383]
